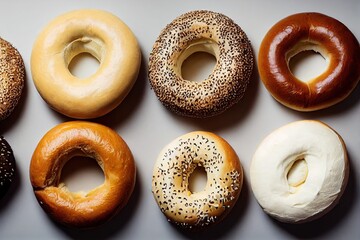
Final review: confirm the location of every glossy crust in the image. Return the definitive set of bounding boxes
[152,131,243,229]
[31,9,141,119]
[30,121,136,228]
[0,38,25,120]
[258,12,360,111]
[149,10,254,118]
[0,136,16,199]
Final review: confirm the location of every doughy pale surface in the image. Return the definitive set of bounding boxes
[250,120,348,223]
[31,9,141,119]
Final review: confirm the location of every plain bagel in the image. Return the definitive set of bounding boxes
[31,9,141,119]
[250,120,348,223]
[152,131,243,229]
[30,121,136,228]
[258,12,360,111]
[149,10,254,118]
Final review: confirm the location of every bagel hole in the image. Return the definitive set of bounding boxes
[188,166,207,193]
[60,156,104,193]
[287,159,308,188]
[289,50,328,83]
[68,52,100,78]
[181,51,217,82]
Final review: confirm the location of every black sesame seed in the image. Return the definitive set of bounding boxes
[0,136,16,199]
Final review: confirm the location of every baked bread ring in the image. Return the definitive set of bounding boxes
[152,131,243,229]
[250,120,349,223]
[0,136,16,199]
[0,37,25,120]
[31,9,141,119]
[258,12,360,111]
[30,121,136,228]
[149,10,254,118]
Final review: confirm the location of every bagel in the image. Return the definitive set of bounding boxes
[29,121,136,228]
[250,120,349,223]
[152,131,243,229]
[149,10,254,118]
[258,12,360,111]
[0,136,16,199]
[31,9,141,119]
[0,37,25,120]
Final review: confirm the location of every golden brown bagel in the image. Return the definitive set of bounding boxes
[258,12,360,111]
[31,9,141,119]
[30,121,136,228]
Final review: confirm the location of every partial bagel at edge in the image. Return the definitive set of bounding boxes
[0,37,25,121]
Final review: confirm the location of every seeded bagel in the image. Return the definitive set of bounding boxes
[0,136,16,199]
[0,37,25,120]
[149,10,254,118]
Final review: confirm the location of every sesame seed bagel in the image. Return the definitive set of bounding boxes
[250,120,348,223]
[258,12,360,111]
[0,136,16,199]
[152,131,243,229]
[30,121,136,228]
[0,37,25,120]
[149,10,254,118]
[31,9,141,119]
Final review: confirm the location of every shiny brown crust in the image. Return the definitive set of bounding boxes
[149,10,254,118]
[30,121,136,228]
[0,38,25,120]
[258,12,360,111]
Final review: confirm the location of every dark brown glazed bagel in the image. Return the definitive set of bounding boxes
[258,12,360,111]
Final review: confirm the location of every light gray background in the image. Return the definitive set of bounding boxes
[0,0,359,239]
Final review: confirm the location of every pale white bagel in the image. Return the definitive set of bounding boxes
[250,120,348,223]
[31,9,141,119]
[152,131,243,229]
